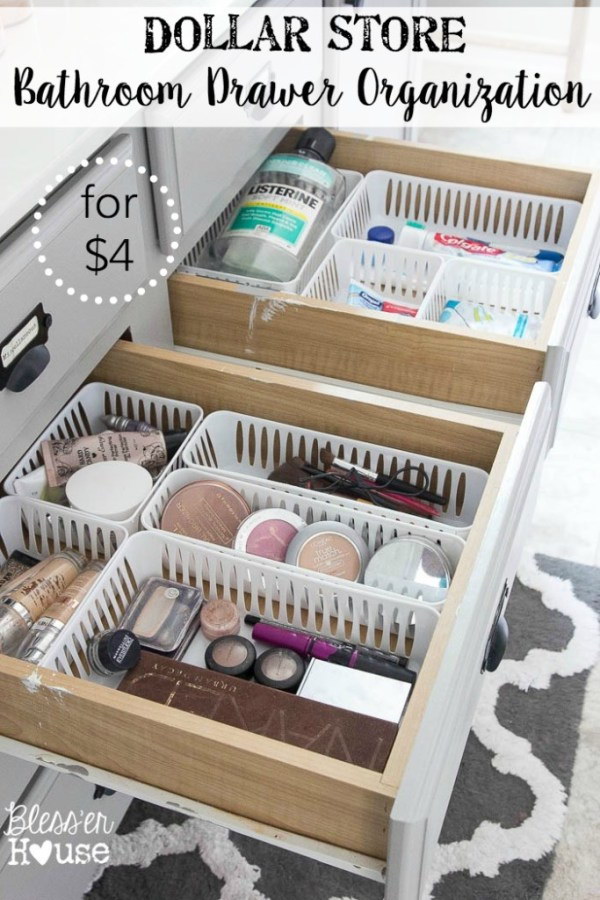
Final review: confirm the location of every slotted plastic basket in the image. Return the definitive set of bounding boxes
[419,258,556,334]
[141,468,464,605]
[0,495,127,572]
[4,383,204,533]
[44,531,440,685]
[180,169,363,295]
[303,237,444,316]
[333,170,581,258]
[182,412,488,536]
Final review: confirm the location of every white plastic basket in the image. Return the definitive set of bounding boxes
[44,531,440,684]
[419,258,556,331]
[182,412,488,536]
[333,170,581,257]
[0,495,127,571]
[4,383,204,534]
[303,238,444,316]
[140,468,464,602]
[180,169,363,295]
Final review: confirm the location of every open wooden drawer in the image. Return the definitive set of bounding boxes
[0,340,551,899]
[168,129,600,422]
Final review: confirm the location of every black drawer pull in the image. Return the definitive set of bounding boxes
[589,270,600,319]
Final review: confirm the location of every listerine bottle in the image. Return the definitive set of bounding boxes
[212,128,345,283]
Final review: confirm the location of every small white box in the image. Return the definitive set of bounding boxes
[297,658,412,723]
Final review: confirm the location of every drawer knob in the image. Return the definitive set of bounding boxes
[483,615,509,672]
[6,344,50,393]
[589,270,600,319]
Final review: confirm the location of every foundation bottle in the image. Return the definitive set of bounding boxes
[19,561,104,664]
[0,550,86,656]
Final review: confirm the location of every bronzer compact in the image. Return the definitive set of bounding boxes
[160,481,251,547]
[120,577,204,657]
[284,521,369,582]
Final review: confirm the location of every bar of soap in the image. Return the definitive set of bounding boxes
[119,651,398,772]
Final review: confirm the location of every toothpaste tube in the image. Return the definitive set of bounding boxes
[439,299,540,339]
[346,279,418,317]
[399,220,563,273]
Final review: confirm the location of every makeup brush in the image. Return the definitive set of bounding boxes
[319,449,446,506]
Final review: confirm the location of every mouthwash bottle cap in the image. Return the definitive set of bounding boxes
[398,220,427,250]
[295,128,336,163]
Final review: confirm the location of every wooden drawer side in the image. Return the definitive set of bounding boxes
[92,341,503,471]
[0,657,392,858]
[168,275,545,414]
[278,129,591,202]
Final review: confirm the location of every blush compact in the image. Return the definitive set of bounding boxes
[284,521,370,582]
[234,508,306,563]
[253,648,306,692]
[160,481,251,547]
[205,636,256,679]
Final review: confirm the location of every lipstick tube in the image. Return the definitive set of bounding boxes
[248,619,415,684]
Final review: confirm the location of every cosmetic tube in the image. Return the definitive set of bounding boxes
[0,550,86,655]
[19,562,104,664]
[247,618,415,684]
[42,431,171,488]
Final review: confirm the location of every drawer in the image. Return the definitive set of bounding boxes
[0,340,551,873]
[0,133,146,471]
[168,129,600,419]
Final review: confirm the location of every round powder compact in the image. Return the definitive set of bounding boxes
[234,509,306,563]
[160,481,251,547]
[254,648,306,693]
[364,536,452,605]
[285,521,369,582]
[200,599,241,640]
[66,461,153,522]
[205,636,256,679]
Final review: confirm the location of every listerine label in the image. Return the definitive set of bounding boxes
[260,154,336,190]
[225,182,323,255]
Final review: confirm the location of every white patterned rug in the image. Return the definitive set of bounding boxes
[85,552,600,900]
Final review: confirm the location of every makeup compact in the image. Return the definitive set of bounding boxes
[205,636,256,679]
[254,648,306,692]
[200,598,241,640]
[234,508,306,563]
[298,658,412,723]
[66,461,153,521]
[160,481,251,547]
[120,577,203,655]
[87,629,141,676]
[364,536,452,604]
[285,521,369,582]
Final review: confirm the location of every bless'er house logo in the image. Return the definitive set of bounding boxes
[4,803,113,867]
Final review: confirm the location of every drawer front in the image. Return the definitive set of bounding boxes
[147,126,289,256]
[169,130,600,416]
[0,134,146,471]
[0,341,525,862]
[0,767,129,900]
[0,754,38,831]
[385,383,551,900]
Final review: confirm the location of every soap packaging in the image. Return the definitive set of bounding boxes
[41,431,169,488]
[119,577,204,657]
[119,651,398,772]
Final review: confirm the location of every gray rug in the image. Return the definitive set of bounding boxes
[85,553,600,900]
